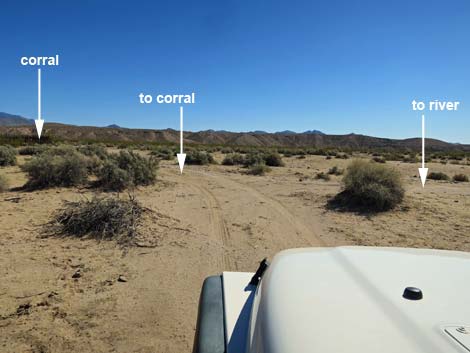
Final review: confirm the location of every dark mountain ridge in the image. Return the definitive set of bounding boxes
[0,114,468,152]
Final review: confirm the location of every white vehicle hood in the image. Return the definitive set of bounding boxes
[235,247,470,353]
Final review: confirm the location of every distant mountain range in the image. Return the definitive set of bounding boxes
[0,113,324,136]
[1,112,469,152]
[0,112,34,126]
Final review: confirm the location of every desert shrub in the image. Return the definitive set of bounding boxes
[264,152,284,167]
[335,153,349,159]
[243,152,265,167]
[22,150,88,189]
[326,156,332,160]
[402,155,418,163]
[77,144,109,160]
[372,156,386,163]
[315,172,330,181]
[44,145,79,156]
[151,146,176,160]
[185,151,215,165]
[222,153,245,166]
[0,146,17,166]
[453,174,468,182]
[428,172,450,181]
[49,195,144,242]
[328,166,343,175]
[331,160,404,211]
[97,150,157,191]
[242,152,284,167]
[18,145,47,156]
[115,150,157,185]
[247,164,270,175]
[221,147,234,154]
[0,174,8,192]
[96,160,131,191]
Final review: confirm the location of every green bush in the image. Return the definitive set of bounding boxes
[22,150,88,189]
[247,164,270,175]
[0,174,8,192]
[331,159,404,211]
[114,150,157,186]
[18,145,47,156]
[96,160,131,191]
[151,146,176,160]
[453,174,469,182]
[243,152,265,167]
[222,153,245,166]
[97,150,157,191]
[77,144,109,160]
[264,152,284,167]
[243,152,284,167]
[185,151,215,165]
[428,172,450,181]
[0,146,17,166]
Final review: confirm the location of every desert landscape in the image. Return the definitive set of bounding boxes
[1,141,470,353]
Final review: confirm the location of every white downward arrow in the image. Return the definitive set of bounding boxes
[35,69,45,139]
[35,118,44,139]
[418,114,428,187]
[176,106,186,173]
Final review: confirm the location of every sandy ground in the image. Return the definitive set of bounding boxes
[1,154,470,352]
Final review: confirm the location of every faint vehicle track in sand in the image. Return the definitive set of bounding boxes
[162,167,326,269]
[197,170,326,247]
[171,174,236,270]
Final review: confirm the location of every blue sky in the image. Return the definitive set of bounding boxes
[0,0,469,142]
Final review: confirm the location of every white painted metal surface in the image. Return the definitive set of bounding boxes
[241,247,470,353]
[222,272,255,353]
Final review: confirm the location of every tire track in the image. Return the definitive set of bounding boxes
[197,171,327,247]
[171,174,236,271]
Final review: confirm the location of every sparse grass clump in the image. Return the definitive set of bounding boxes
[0,146,17,166]
[0,174,8,192]
[247,164,271,175]
[315,172,330,181]
[335,153,349,160]
[330,159,404,212]
[185,151,215,165]
[328,166,343,176]
[50,195,144,242]
[22,149,88,189]
[402,155,418,163]
[222,153,245,166]
[372,156,386,163]
[453,174,468,182]
[97,150,157,191]
[428,172,450,181]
